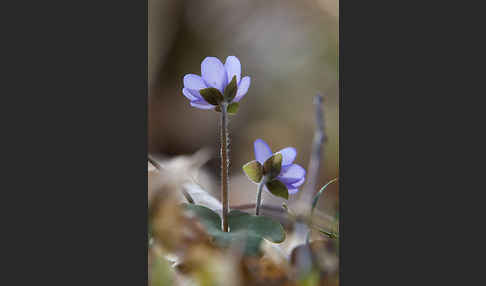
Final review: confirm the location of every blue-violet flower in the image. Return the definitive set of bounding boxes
[249,139,306,195]
[182,56,251,110]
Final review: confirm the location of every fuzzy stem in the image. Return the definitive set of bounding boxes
[220,103,230,232]
[255,177,268,215]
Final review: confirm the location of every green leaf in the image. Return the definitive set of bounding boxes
[182,204,285,256]
[228,210,286,243]
[263,153,283,179]
[223,75,238,102]
[311,178,338,214]
[199,87,224,105]
[227,102,239,114]
[265,180,289,200]
[242,160,263,183]
[182,203,221,235]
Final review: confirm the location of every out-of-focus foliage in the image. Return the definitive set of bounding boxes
[149,156,339,285]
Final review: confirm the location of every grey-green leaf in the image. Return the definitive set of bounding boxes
[228,210,286,243]
[182,203,222,235]
[242,160,263,183]
[199,87,224,106]
[227,102,239,114]
[181,204,285,256]
[263,153,283,179]
[223,75,238,102]
[266,180,289,200]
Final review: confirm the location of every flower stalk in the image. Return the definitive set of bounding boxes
[255,176,268,215]
[220,102,230,232]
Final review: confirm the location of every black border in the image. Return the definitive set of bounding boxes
[6,0,149,284]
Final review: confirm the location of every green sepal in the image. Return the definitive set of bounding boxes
[242,160,263,183]
[223,75,238,102]
[214,102,239,114]
[263,153,283,179]
[199,87,224,106]
[265,179,289,200]
[227,102,239,114]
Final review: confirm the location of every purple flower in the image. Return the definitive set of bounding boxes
[182,56,251,110]
[253,139,306,195]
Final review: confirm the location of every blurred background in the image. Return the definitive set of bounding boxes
[148,0,339,215]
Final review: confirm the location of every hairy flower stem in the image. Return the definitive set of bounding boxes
[220,103,230,232]
[255,177,268,216]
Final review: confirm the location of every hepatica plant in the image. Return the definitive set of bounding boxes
[243,139,306,215]
[182,56,251,113]
[182,56,251,232]
[175,56,326,256]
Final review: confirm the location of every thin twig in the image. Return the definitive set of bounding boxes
[300,94,326,204]
[290,94,326,245]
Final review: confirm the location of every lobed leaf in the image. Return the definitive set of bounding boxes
[182,204,285,256]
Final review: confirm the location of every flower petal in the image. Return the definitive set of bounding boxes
[224,56,241,84]
[234,76,251,102]
[254,139,273,164]
[288,188,299,195]
[190,99,214,110]
[201,57,227,92]
[182,88,201,101]
[278,164,306,183]
[183,74,207,90]
[290,177,305,188]
[276,147,297,166]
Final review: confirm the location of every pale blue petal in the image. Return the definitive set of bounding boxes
[290,177,305,188]
[234,76,251,102]
[183,74,207,90]
[190,99,214,110]
[201,57,227,92]
[278,164,306,183]
[288,187,299,195]
[182,88,201,101]
[276,147,297,166]
[224,56,241,84]
[254,139,273,164]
